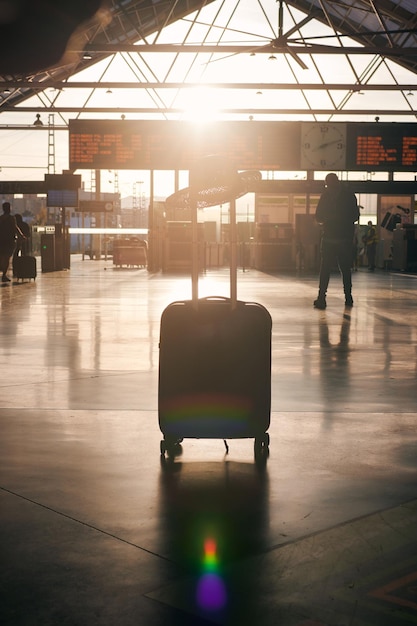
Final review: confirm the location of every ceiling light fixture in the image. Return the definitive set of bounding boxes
[33,113,43,127]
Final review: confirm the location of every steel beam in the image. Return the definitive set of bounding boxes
[79,43,417,56]
[1,81,417,91]
[1,106,416,116]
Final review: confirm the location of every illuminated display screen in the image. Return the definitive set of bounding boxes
[69,120,301,171]
[47,189,78,207]
[346,123,417,170]
[69,120,417,172]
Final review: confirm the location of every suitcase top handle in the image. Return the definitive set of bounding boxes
[165,155,262,307]
[166,155,261,210]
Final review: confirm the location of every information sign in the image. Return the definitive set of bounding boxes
[346,123,417,171]
[69,120,301,171]
[68,120,417,172]
[78,200,114,213]
[47,189,78,207]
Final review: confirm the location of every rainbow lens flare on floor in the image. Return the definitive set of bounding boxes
[196,537,227,611]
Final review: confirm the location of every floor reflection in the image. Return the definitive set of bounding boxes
[318,310,352,427]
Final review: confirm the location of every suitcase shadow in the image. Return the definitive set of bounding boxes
[157,460,270,620]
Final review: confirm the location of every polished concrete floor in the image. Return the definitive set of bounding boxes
[1,255,417,626]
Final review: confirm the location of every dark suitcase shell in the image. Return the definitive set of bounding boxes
[13,256,37,281]
[158,297,272,456]
[159,156,270,462]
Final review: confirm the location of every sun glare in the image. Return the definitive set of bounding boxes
[181,87,220,122]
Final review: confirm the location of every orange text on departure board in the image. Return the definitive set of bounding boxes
[356,136,398,165]
[402,136,417,166]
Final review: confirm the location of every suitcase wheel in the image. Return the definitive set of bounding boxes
[160,437,183,459]
[254,433,270,465]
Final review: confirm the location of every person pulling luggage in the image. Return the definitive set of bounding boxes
[0,202,26,282]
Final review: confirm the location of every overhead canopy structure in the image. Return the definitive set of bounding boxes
[0,0,417,122]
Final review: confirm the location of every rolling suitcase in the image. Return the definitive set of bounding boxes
[158,157,272,463]
[13,255,37,281]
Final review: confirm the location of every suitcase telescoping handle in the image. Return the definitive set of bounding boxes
[190,157,239,309]
[190,183,199,306]
[229,197,238,306]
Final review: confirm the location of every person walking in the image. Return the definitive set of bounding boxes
[314,173,360,309]
[14,214,31,256]
[0,202,25,282]
[363,220,378,271]
[12,213,31,277]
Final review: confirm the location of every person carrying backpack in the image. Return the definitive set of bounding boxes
[314,173,360,309]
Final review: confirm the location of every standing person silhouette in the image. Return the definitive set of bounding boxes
[363,220,378,271]
[314,173,360,309]
[0,202,25,282]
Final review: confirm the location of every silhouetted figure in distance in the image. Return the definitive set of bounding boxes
[314,173,360,309]
[0,202,25,282]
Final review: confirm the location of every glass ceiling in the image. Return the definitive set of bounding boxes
[0,0,416,186]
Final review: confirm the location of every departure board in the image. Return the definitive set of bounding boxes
[346,123,417,171]
[69,120,301,171]
[69,120,417,172]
